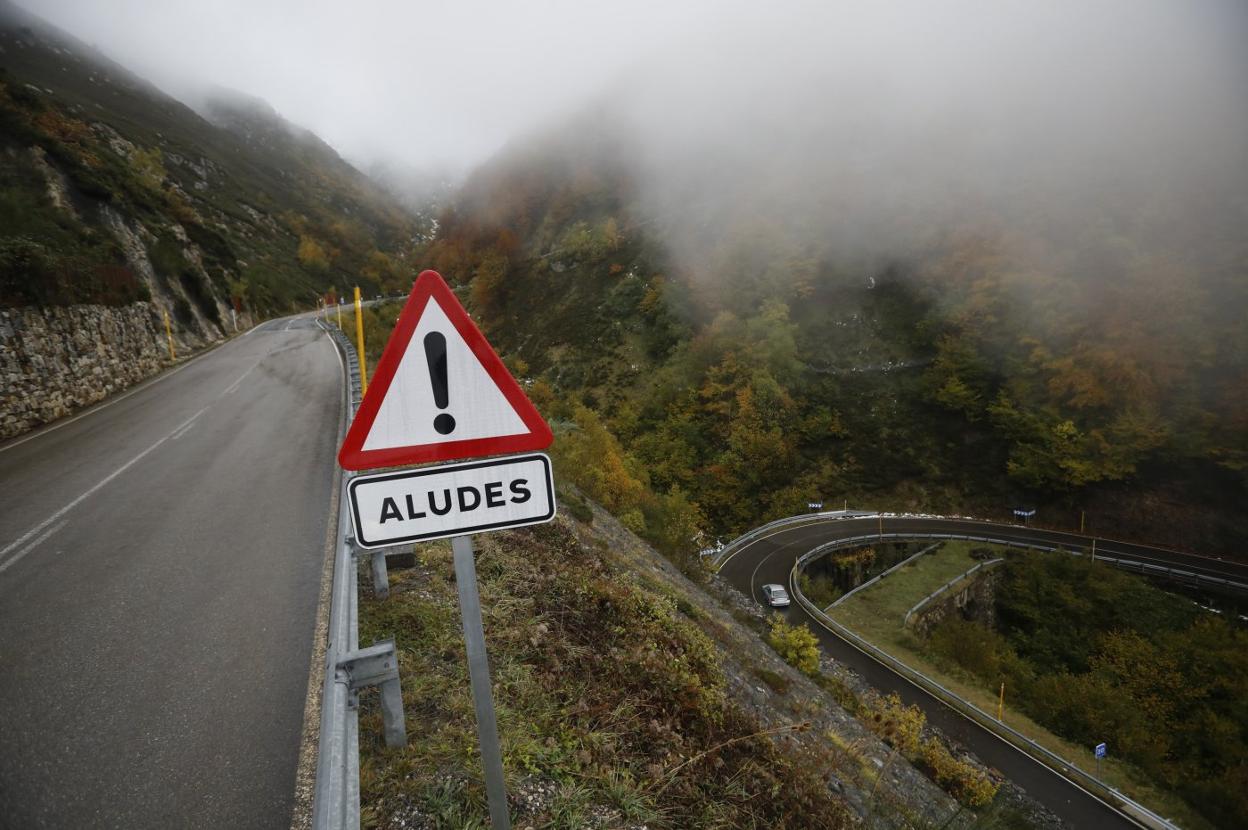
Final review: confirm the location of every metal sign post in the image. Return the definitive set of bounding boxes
[335,271,558,830]
[452,535,511,830]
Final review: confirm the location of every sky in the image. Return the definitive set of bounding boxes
[30,0,729,173]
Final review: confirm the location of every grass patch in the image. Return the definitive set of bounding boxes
[749,665,792,695]
[556,486,593,524]
[827,541,982,639]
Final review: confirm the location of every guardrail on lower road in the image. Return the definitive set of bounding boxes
[788,533,1179,830]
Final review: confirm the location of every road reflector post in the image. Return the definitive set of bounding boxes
[453,534,511,830]
[998,682,1005,721]
[162,308,176,361]
[354,286,368,394]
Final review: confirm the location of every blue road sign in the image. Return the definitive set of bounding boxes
[1095,742,1107,758]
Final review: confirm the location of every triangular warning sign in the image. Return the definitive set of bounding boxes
[338,270,553,470]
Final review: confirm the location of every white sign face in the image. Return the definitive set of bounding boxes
[348,454,556,548]
[363,299,528,451]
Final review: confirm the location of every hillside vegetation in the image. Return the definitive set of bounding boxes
[407,116,1247,556]
[928,555,1248,829]
[0,0,416,332]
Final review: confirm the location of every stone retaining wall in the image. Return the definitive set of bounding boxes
[1,302,173,438]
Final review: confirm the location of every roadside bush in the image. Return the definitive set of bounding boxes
[799,571,842,608]
[928,617,1014,681]
[768,618,821,676]
[919,738,999,807]
[863,693,924,756]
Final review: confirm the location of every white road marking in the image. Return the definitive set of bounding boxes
[223,358,264,395]
[749,535,815,599]
[169,411,204,441]
[0,405,210,564]
[323,327,347,379]
[0,520,68,575]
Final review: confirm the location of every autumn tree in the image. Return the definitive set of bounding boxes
[297,235,329,272]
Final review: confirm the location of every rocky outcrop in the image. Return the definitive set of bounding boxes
[1,302,173,438]
[910,565,1003,638]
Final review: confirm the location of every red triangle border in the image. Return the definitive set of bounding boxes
[337,270,553,470]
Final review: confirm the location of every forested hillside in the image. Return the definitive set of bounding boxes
[414,109,1248,557]
[0,0,415,330]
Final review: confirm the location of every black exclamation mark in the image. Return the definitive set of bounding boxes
[424,331,456,435]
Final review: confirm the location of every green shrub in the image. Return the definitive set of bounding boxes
[862,692,924,756]
[768,618,821,676]
[919,738,999,807]
[799,571,842,607]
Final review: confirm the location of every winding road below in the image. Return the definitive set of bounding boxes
[718,513,1248,830]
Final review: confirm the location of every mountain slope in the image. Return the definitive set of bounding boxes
[415,105,1248,556]
[0,0,414,337]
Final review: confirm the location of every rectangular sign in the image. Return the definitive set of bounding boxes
[1095,742,1107,758]
[348,453,556,548]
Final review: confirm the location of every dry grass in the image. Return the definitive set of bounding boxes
[356,519,854,829]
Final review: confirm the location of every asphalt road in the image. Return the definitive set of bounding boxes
[0,316,341,829]
[719,515,1248,829]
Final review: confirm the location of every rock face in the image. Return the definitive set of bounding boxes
[910,564,1003,638]
[0,302,178,438]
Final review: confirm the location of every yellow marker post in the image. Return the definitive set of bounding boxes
[998,682,1005,721]
[163,308,176,361]
[354,286,367,393]
[1080,511,1085,534]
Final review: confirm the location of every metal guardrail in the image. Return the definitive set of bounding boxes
[311,321,406,830]
[721,510,1248,596]
[787,531,1180,830]
[709,510,875,568]
[903,559,1005,626]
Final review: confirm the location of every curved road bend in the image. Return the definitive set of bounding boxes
[0,316,341,829]
[719,516,1248,829]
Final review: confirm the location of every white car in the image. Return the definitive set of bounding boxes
[761,584,790,607]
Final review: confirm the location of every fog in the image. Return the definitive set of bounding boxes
[599,1,1248,280]
[32,0,1248,274]
[30,0,724,175]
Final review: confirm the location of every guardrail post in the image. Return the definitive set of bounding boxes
[371,551,389,599]
[339,639,406,748]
